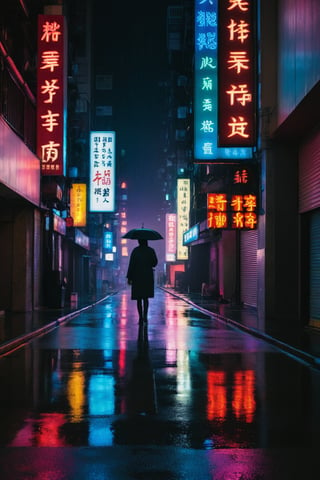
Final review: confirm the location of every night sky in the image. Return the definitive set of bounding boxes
[110,1,171,237]
[94,0,174,265]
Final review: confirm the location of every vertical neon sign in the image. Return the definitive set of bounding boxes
[194,0,253,161]
[37,15,66,175]
[177,179,190,260]
[166,213,177,262]
[70,183,87,227]
[194,0,218,161]
[218,0,256,147]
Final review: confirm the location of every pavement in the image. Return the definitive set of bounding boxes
[161,287,320,369]
[0,294,111,356]
[1,287,320,369]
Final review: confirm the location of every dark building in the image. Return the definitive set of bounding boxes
[162,0,320,338]
[0,0,42,311]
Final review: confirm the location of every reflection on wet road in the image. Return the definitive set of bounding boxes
[1,288,320,478]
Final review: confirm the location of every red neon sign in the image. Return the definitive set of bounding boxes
[37,15,66,176]
[218,0,256,147]
[207,192,257,229]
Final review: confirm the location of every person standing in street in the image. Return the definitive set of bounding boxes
[127,239,158,322]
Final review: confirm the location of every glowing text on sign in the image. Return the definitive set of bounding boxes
[37,15,66,175]
[177,179,190,260]
[218,0,256,146]
[70,184,87,227]
[103,231,113,252]
[90,132,116,212]
[194,0,252,161]
[166,213,177,262]
[194,0,218,160]
[207,192,257,229]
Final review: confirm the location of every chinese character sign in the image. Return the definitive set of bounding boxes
[89,131,116,212]
[207,192,257,229]
[37,15,67,175]
[166,213,177,262]
[194,0,218,160]
[218,0,256,146]
[70,183,87,227]
[177,179,190,260]
[194,0,253,161]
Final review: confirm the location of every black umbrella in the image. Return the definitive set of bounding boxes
[122,228,163,240]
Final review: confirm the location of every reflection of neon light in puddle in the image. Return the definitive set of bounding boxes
[177,350,191,399]
[120,293,128,325]
[9,413,67,447]
[207,369,256,423]
[68,367,85,423]
[88,374,115,446]
[232,370,256,423]
[207,371,227,421]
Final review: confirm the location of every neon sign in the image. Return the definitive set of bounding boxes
[218,0,256,146]
[166,213,177,262]
[194,0,253,161]
[37,15,66,175]
[177,179,190,260]
[207,192,257,229]
[206,163,258,229]
[70,183,87,227]
[183,224,200,245]
[103,231,113,252]
[194,0,218,160]
[89,131,116,212]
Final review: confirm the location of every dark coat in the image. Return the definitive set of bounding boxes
[127,244,158,299]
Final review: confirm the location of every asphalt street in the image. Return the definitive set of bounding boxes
[0,288,320,479]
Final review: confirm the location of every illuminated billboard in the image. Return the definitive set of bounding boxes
[89,131,116,212]
[194,0,253,161]
[218,0,256,146]
[177,179,190,260]
[166,213,177,262]
[37,14,67,175]
[70,183,87,227]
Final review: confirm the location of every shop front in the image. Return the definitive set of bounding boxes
[0,117,41,312]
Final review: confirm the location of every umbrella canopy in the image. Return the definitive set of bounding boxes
[122,228,163,240]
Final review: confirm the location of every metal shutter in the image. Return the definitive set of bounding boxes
[240,230,258,307]
[310,209,320,322]
[299,130,320,213]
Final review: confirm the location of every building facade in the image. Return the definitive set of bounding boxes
[162,0,320,336]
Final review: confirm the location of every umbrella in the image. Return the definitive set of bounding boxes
[122,228,163,240]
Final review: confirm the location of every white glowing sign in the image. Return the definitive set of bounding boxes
[90,131,116,212]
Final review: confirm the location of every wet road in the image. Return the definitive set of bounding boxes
[1,288,320,479]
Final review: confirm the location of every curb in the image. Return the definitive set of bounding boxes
[161,287,320,370]
[0,294,114,357]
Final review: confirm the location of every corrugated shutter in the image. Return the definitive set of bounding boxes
[299,130,320,213]
[310,209,320,323]
[240,230,258,307]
